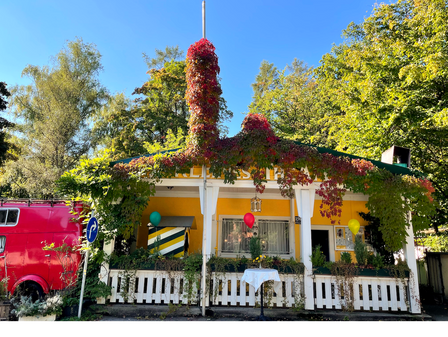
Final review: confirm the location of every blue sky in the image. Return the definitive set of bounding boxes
[1,0,384,136]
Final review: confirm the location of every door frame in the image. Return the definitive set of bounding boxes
[311,225,335,262]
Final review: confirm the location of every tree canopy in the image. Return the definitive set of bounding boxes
[3,39,108,198]
[314,0,448,229]
[249,59,334,147]
[94,46,233,160]
[0,82,14,167]
[249,0,448,230]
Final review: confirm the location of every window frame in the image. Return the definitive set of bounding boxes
[0,208,20,227]
[334,225,365,251]
[218,214,292,259]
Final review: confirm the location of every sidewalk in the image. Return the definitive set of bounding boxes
[422,303,448,321]
[93,304,435,321]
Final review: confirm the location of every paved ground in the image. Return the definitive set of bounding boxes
[421,303,448,321]
[91,302,448,321]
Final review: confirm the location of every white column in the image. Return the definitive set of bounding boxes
[289,198,296,258]
[295,188,315,310]
[199,180,219,316]
[403,213,421,314]
[97,237,114,304]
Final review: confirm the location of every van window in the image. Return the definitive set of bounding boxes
[0,209,19,226]
[0,236,5,253]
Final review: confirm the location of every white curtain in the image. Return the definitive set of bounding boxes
[221,218,254,254]
[258,220,289,255]
[221,218,289,255]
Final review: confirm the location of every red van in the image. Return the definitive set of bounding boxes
[0,200,84,299]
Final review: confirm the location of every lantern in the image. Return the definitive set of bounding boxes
[251,196,262,212]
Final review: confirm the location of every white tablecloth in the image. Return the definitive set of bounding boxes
[241,268,282,294]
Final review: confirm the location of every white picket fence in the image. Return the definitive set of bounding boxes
[313,274,409,311]
[98,269,410,312]
[100,269,304,308]
[209,272,303,307]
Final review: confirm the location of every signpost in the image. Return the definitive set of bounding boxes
[78,216,98,318]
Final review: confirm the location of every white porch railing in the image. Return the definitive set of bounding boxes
[98,269,410,312]
[313,274,409,312]
[102,270,198,305]
[99,269,304,308]
[209,272,303,307]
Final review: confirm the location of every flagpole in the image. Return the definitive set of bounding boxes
[202,1,206,39]
[201,0,207,318]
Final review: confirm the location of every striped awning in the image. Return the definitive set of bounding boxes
[148,226,188,258]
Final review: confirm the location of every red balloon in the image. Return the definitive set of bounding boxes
[244,213,255,228]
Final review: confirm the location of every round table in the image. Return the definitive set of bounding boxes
[241,268,281,320]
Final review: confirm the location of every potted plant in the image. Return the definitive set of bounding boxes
[11,294,63,321]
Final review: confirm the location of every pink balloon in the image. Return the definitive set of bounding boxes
[244,213,255,228]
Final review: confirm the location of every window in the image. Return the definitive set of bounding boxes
[258,219,289,255]
[221,218,254,254]
[220,217,290,256]
[0,209,19,226]
[335,226,367,251]
[0,236,5,253]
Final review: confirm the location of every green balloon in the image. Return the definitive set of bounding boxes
[150,211,161,227]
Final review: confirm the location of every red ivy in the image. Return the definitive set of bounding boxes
[114,39,435,225]
[185,38,222,159]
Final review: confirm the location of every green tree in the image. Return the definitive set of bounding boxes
[315,0,448,230]
[94,47,233,160]
[0,82,14,167]
[249,59,335,147]
[4,38,108,198]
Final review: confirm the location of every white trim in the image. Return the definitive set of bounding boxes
[0,208,20,227]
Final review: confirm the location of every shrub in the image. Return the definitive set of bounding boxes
[354,237,369,266]
[340,252,352,264]
[311,245,326,267]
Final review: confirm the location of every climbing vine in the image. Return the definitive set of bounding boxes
[57,38,436,253]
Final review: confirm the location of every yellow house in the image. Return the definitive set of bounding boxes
[100,145,421,314]
[136,165,370,263]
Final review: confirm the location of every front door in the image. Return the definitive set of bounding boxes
[311,230,330,262]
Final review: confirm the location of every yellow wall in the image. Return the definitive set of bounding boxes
[137,197,202,253]
[138,196,370,261]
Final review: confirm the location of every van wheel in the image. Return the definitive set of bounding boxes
[16,282,44,302]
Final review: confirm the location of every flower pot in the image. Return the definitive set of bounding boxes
[0,302,11,325]
[0,302,11,321]
[19,313,56,321]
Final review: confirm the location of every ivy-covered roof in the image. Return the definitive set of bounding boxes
[294,142,415,176]
[111,142,415,176]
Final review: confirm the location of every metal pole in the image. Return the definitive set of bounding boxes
[201,165,207,317]
[202,1,206,39]
[78,209,94,318]
[77,242,89,318]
